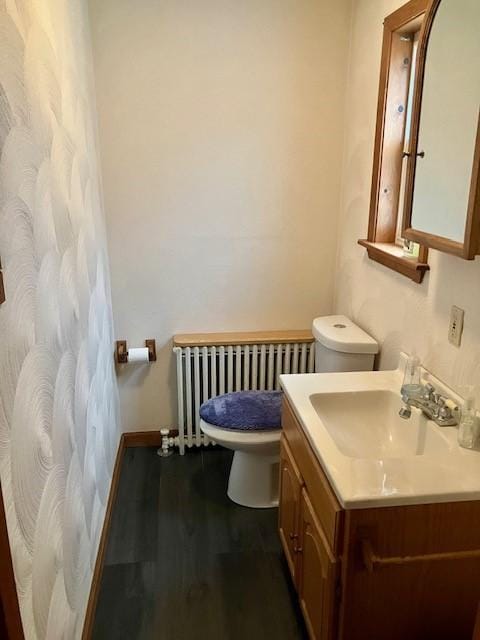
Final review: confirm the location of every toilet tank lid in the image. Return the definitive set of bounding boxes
[312,315,379,355]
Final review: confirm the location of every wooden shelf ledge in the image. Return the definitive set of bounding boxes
[173,330,314,348]
[358,239,430,284]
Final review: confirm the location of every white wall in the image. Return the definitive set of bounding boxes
[89,0,353,431]
[0,1,119,638]
[335,0,480,402]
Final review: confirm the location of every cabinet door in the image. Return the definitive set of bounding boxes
[298,489,338,640]
[278,437,303,584]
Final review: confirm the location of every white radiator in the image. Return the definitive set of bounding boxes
[173,339,315,454]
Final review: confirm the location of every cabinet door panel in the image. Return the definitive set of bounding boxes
[279,437,302,584]
[298,489,338,640]
[282,398,343,554]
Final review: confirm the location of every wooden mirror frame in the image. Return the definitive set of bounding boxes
[402,0,480,260]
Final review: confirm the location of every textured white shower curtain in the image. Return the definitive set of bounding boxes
[0,1,120,637]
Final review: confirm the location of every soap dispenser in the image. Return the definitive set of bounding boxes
[458,396,478,450]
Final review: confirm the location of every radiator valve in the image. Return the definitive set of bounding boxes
[157,428,175,457]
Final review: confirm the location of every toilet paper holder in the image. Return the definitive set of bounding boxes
[116,339,157,363]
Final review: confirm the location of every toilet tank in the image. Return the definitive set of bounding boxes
[312,315,378,373]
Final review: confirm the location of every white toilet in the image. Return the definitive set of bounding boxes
[200,315,378,508]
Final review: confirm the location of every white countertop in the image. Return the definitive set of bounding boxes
[280,366,480,509]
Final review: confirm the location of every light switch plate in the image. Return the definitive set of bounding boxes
[448,306,464,347]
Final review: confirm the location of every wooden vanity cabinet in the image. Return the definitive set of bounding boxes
[279,439,302,581]
[297,489,338,640]
[279,398,480,640]
[279,400,343,640]
[279,441,338,639]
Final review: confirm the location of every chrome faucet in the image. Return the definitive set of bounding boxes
[399,382,460,427]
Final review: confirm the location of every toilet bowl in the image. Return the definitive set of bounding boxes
[200,419,281,508]
[200,316,379,510]
[199,390,282,508]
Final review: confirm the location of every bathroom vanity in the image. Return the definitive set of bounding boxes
[279,367,480,640]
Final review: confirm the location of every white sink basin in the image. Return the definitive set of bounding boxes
[280,356,480,508]
[310,389,452,460]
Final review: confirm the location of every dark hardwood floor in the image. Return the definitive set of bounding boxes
[92,446,307,640]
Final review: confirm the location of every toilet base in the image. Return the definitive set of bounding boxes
[227,450,279,508]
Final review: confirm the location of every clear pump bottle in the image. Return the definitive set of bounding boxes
[458,397,478,450]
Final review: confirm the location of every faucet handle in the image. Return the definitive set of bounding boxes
[438,403,452,420]
[399,404,412,419]
[423,383,435,400]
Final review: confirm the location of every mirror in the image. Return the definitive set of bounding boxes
[403,0,480,259]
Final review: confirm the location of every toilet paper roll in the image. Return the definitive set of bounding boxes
[127,347,150,363]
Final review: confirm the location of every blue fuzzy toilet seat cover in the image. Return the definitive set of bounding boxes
[200,390,283,431]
